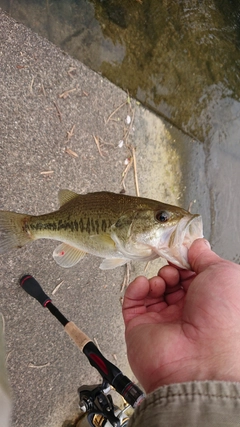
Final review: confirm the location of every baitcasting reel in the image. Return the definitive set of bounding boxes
[78,380,131,427]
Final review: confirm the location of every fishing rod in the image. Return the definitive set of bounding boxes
[19,275,145,427]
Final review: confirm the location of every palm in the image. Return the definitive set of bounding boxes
[122,239,240,393]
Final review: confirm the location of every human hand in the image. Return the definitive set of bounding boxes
[122,238,240,393]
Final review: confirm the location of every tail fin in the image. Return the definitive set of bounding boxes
[0,211,32,255]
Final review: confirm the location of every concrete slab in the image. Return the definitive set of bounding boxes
[0,9,209,427]
[0,11,134,427]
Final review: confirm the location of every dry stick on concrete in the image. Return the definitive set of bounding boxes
[121,157,134,192]
[93,135,114,158]
[100,138,114,147]
[59,88,77,99]
[112,353,118,362]
[122,103,140,197]
[67,67,77,78]
[52,280,64,295]
[129,145,140,197]
[93,134,105,158]
[40,171,54,176]
[53,101,62,122]
[29,77,34,94]
[105,100,128,124]
[28,362,51,369]
[65,147,79,158]
[66,124,76,141]
[65,125,77,158]
[125,103,138,196]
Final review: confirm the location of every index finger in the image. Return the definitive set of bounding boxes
[122,275,165,324]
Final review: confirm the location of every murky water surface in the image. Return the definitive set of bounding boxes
[1,0,240,260]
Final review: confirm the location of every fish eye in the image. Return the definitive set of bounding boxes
[156,211,170,222]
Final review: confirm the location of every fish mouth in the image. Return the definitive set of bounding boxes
[157,214,203,269]
[168,214,203,269]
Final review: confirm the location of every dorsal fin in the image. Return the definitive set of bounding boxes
[58,189,79,207]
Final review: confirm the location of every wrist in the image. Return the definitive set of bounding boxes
[147,347,240,394]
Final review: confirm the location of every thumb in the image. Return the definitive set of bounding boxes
[188,238,222,274]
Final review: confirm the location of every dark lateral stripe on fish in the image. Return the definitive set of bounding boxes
[102,219,107,233]
[27,218,112,234]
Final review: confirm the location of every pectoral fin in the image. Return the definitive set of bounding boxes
[99,258,128,270]
[53,243,86,268]
[90,234,116,250]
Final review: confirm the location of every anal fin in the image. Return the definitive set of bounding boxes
[99,258,128,270]
[53,243,86,268]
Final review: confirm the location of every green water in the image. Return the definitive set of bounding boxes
[1,0,240,142]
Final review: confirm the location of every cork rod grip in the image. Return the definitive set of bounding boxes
[64,321,92,351]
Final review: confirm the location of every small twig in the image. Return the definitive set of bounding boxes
[130,145,140,197]
[67,67,77,78]
[28,362,51,368]
[93,134,106,158]
[29,77,34,93]
[40,170,54,176]
[101,139,114,147]
[66,124,76,141]
[52,280,64,295]
[105,101,127,124]
[124,105,135,147]
[53,101,62,122]
[112,353,117,362]
[121,157,133,191]
[65,147,78,158]
[119,98,140,196]
[59,88,76,99]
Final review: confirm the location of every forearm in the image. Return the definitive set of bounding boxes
[128,381,240,427]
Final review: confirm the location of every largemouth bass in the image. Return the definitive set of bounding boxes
[0,190,203,269]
